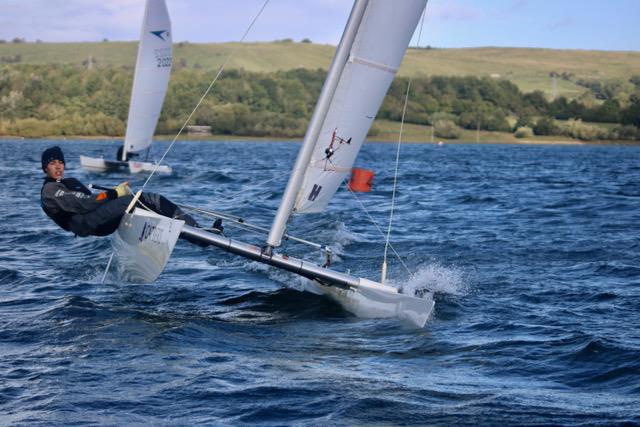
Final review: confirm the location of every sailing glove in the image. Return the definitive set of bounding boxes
[114,182,132,198]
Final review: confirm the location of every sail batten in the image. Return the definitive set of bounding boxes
[122,0,172,160]
[349,55,398,74]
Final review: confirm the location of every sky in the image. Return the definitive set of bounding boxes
[1,0,638,51]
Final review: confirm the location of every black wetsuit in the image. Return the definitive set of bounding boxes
[40,177,196,237]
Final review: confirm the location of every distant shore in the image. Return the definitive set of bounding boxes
[2,134,638,146]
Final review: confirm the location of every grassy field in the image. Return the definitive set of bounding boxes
[2,42,639,98]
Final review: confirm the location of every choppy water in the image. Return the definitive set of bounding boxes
[1,139,639,425]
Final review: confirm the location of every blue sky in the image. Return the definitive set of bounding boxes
[2,0,638,51]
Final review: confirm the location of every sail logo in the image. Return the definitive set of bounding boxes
[139,222,164,244]
[308,184,322,201]
[151,30,170,41]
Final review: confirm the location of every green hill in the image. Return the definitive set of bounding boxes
[2,41,639,98]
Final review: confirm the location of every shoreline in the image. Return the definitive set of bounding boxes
[1,134,638,146]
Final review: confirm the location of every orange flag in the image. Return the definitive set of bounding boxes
[348,168,374,192]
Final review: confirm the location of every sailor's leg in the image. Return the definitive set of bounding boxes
[137,192,198,226]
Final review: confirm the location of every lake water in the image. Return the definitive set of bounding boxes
[1,139,639,425]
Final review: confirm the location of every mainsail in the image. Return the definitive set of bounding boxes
[122,0,173,160]
[267,0,427,247]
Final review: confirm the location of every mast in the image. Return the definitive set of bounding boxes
[266,0,369,249]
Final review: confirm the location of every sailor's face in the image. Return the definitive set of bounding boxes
[45,159,65,180]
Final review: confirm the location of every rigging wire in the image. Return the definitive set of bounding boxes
[381,80,411,282]
[180,204,325,250]
[381,2,429,282]
[140,0,271,192]
[344,179,412,276]
[101,0,270,283]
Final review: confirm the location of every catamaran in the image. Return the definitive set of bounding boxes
[110,0,434,327]
[81,0,173,174]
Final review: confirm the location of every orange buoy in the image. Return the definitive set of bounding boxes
[348,168,374,192]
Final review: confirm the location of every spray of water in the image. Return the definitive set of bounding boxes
[400,262,469,297]
[331,221,361,247]
[316,221,361,263]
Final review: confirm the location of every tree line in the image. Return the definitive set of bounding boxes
[0,63,638,140]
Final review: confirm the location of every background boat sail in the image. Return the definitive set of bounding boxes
[112,0,434,327]
[80,0,173,174]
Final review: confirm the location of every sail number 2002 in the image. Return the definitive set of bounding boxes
[154,48,172,68]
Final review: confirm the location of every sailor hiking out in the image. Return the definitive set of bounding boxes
[40,146,207,240]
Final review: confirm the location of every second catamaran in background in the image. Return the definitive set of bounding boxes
[81,0,173,174]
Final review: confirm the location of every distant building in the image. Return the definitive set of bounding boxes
[187,125,211,135]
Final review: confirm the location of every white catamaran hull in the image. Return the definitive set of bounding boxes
[303,279,434,328]
[80,155,172,174]
[111,210,433,327]
[111,208,184,282]
[179,225,434,328]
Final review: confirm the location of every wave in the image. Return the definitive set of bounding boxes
[217,287,346,322]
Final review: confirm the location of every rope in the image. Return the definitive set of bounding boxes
[139,0,271,192]
[381,3,428,280]
[100,252,114,284]
[180,204,325,250]
[382,79,411,271]
[344,179,412,276]
[100,0,270,282]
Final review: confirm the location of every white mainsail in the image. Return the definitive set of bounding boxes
[267,0,427,248]
[295,0,426,213]
[122,0,173,160]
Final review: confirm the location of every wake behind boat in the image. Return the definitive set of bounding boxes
[80,0,173,174]
[110,0,435,328]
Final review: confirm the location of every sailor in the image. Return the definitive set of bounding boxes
[116,145,139,162]
[40,146,202,238]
